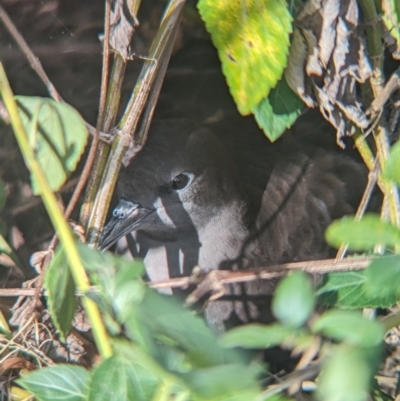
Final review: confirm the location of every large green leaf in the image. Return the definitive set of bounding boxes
[198,0,292,115]
[317,271,398,309]
[17,365,90,401]
[88,352,159,401]
[272,271,315,328]
[44,246,77,342]
[254,77,303,141]
[124,289,246,369]
[325,214,400,251]
[76,243,146,335]
[312,310,384,347]
[318,345,374,401]
[16,96,89,195]
[364,255,400,301]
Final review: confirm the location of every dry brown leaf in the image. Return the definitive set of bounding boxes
[287,0,372,143]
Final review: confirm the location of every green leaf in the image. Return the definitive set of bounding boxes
[254,77,303,142]
[221,323,308,349]
[125,289,247,369]
[198,0,292,115]
[312,310,384,347]
[364,255,400,301]
[384,141,400,185]
[317,271,398,308]
[72,243,146,334]
[17,365,90,401]
[325,214,400,251]
[318,345,374,401]
[44,246,77,342]
[16,96,89,195]
[88,354,159,401]
[0,179,6,212]
[179,364,261,400]
[272,272,315,328]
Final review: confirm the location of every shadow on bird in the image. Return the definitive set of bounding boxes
[99,41,371,332]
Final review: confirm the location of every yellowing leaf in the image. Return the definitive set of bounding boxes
[198,0,293,115]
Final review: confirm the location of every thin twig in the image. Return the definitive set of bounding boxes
[62,0,112,222]
[370,67,400,113]
[0,256,373,297]
[336,159,380,259]
[80,0,142,227]
[0,4,112,144]
[358,0,400,226]
[86,0,186,246]
[256,361,322,400]
[0,5,62,102]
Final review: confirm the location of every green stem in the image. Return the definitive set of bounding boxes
[0,63,112,359]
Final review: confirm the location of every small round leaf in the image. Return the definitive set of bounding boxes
[272,271,315,328]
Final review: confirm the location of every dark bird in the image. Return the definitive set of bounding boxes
[99,41,368,330]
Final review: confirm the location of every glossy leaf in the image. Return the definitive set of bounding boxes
[317,271,398,308]
[325,214,400,251]
[17,365,90,401]
[272,271,315,328]
[44,246,77,342]
[16,96,88,195]
[312,310,384,347]
[198,0,292,114]
[254,77,303,141]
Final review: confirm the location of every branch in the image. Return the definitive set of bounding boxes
[0,256,372,298]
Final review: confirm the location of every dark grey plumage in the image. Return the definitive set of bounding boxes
[99,41,368,330]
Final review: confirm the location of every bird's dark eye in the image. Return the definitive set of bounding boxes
[172,173,190,190]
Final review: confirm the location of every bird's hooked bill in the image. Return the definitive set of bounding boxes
[99,199,154,251]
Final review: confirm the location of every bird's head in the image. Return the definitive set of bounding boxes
[99,119,246,250]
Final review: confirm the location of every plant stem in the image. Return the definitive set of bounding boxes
[358,0,400,226]
[80,1,129,227]
[0,63,112,359]
[86,0,186,246]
